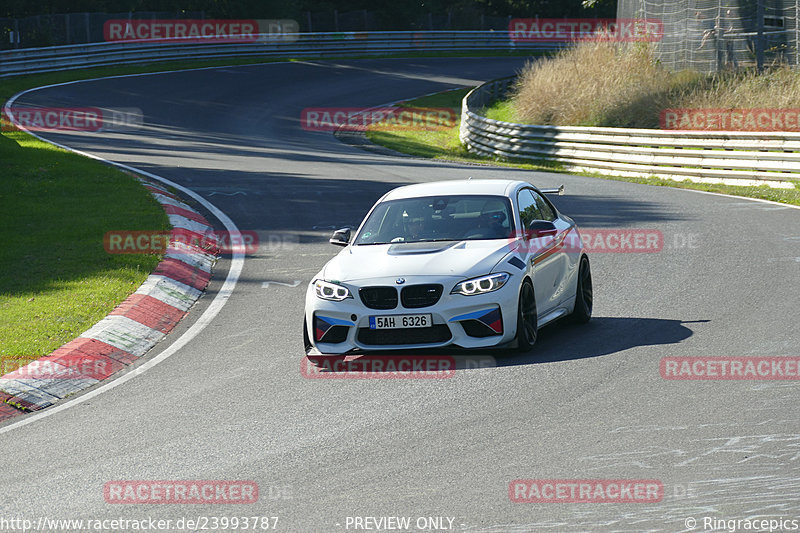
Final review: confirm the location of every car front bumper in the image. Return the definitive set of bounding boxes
[304,275,520,354]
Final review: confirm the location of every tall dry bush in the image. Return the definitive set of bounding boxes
[512,39,676,127]
[674,66,800,110]
[511,38,800,128]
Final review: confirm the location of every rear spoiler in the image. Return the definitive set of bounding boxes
[539,185,564,196]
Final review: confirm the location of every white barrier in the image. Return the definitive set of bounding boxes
[460,77,800,187]
[0,31,558,78]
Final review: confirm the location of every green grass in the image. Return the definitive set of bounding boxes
[366,87,800,207]
[580,172,800,205]
[0,130,169,360]
[365,87,547,165]
[366,88,469,159]
[367,87,589,170]
[482,99,516,122]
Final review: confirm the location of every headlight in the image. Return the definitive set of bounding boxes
[314,279,352,301]
[451,273,510,296]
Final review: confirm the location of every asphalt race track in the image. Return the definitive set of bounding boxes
[2,57,800,532]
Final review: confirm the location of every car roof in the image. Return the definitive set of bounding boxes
[381,179,530,201]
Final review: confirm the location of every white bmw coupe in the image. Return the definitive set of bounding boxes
[303,179,592,357]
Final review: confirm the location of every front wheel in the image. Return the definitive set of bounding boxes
[570,255,593,324]
[515,280,538,353]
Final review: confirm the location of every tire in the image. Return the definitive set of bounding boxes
[570,255,593,324]
[515,280,538,352]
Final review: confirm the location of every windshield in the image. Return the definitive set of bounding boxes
[354,195,515,245]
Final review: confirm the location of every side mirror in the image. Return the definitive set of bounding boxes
[329,227,351,247]
[539,185,564,196]
[526,220,557,239]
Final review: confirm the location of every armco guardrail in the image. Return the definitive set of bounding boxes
[460,77,800,185]
[0,31,559,78]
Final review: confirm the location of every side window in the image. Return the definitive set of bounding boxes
[532,191,557,222]
[517,189,543,229]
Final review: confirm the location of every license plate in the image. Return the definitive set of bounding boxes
[369,314,432,329]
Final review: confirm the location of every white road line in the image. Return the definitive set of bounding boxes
[1,79,246,435]
[262,280,302,288]
[670,187,800,211]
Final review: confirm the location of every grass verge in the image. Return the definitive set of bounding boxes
[365,88,800,206]
[0,132,169,362]
[0,130,170,360]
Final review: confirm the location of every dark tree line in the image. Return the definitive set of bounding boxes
[0,0,616,21]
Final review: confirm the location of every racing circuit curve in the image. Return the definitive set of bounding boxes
[2,57,799,531]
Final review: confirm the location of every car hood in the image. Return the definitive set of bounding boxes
[321,240,515,282]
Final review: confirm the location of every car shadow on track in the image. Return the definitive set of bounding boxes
[549,194,691,227]
[304,317,704,372]
[496,316,705,367]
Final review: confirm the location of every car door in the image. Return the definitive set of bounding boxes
[531,189,576,311]
[517,188,560,315]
